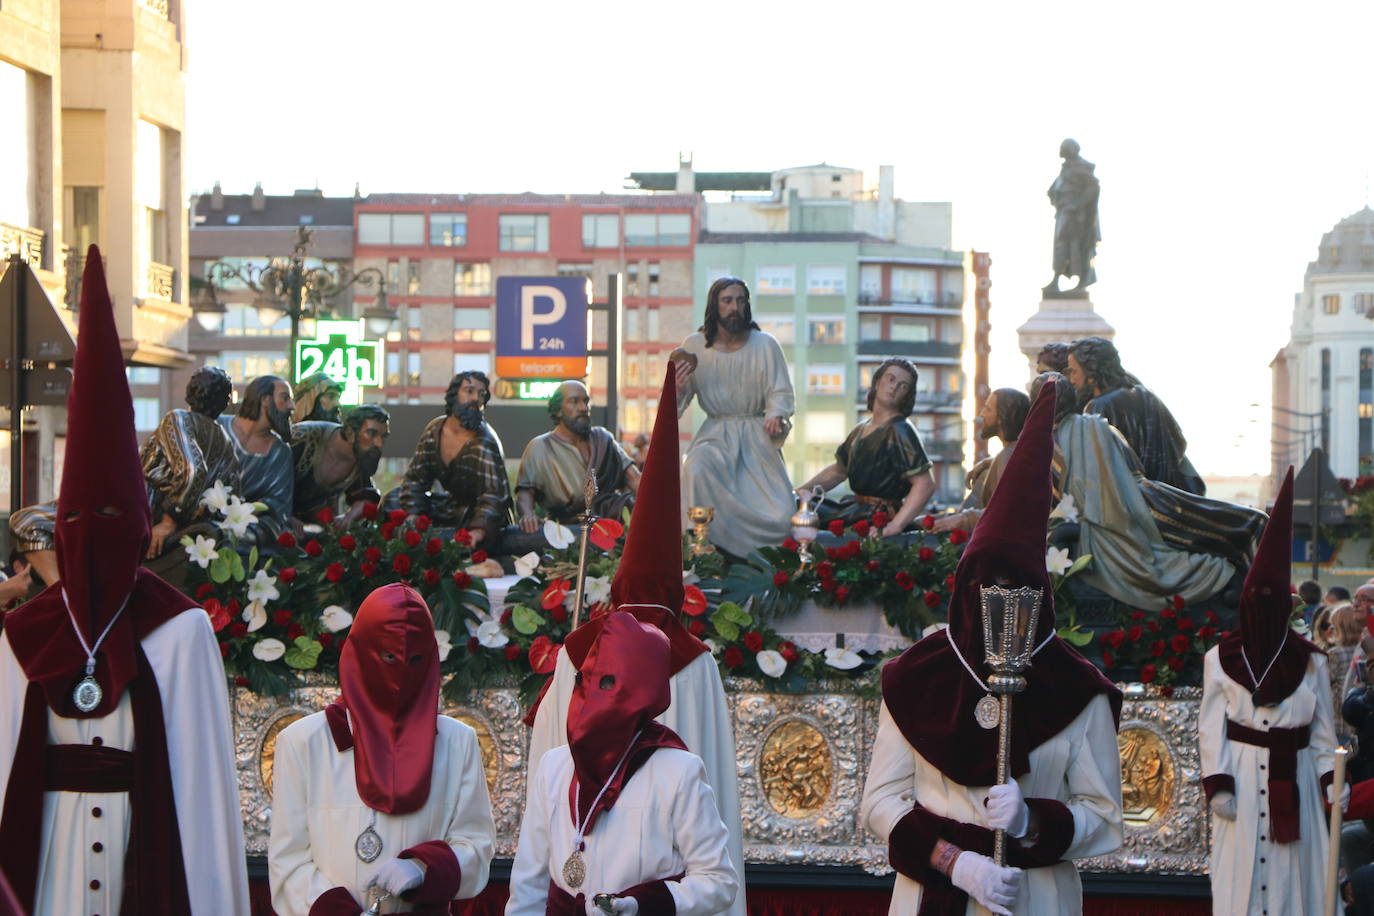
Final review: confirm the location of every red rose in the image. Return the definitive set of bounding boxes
[1170,634,1189,653]
[452,571,472,589]
[326,561,345,583]
[1177,617,1196,632]
[500,608,513,625]
[316,507,335,525]
[945,574,956,590]
[1102,649,1114,669]
[820,578,836,593]
[305,539,322,557]
[1128,625,1143,642]
[827,519,846,536]
[1151,640,1166,657]
[318,633,334,649]
[918,547,935,562]
[1107,630,1126,650]
[723,647,745,669]
[921,514,935,530]
[274,609,292,626]
[389,509,407,524]
[1147,620,1160,633]
[781,537,800,551]
[845,540,863,559]
[1161,607,1177,620]
[1130,610,1146,621]
[780,640,800,664]
[682,585,708,617]
[234,675,249,687]
[1160,685,1175,697]
[338,535,356,551]
[404,530,422,548]
[277,532,297,548]
[1205,610,1219,624]
[362,502,379,520]
[1172,594,1186,611]
[825,547,842,561]
[853,520,871,537]
[424,568,441,585]
[360,561,378,578]
[743,631,764,652]
[454,528,473,546]
[466,636,480,653]
[218,641,229,657]
[426,537,443,555]
[392,554,412,575]
[195,582,215,600]
[689,619,706,637]
[550,605,568,623]
[816,561,835,579]
[286,623,304,641]
[1141,663,1157,683]
[1167,655,1185,672]
[472,549,489,563]
[503,645,523,662]
[773,571,790,587]
[227,599,241,616]
[872,511,890,528]
[278,566,297,584]
[381,523,396,541]
[923,590,940,608]
[895,571,915,591]
[1198,625,1216,639]
[415,515,431,532]
[866,560,881,572]
[229,622,248,638]
[364,546,382,562]
[835,584,850,604]
[948,528,968,546]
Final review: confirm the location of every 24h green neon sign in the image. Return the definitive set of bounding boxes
[293,319,384,406]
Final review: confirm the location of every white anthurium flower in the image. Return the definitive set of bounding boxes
[824,646,863,670]
[704,639,722,655]
[246,568,280,604]
[184,534,219,569]
[435,630,453,662]
[220,497,257,538]
[584,575,611,606]
[1049,493,1079,524]
[756,649,787,678]
[319,605,353,633]
[514,552,541,579]
[1045,546,1073,576]
[243,600,268,633]
[200,480,234,515]
[477,619,509,649]
[253,638,286,662]
[543,520,576,550]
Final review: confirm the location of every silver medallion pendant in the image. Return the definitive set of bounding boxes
[975,694,1001,730]
[73,675,102,713]
[355,824,383,863]
[562,849,586,889]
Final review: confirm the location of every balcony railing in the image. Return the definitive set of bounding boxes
[0,222,44,266]
[146,261,175,301]
[856,339,961,359]
[858,292,962,309]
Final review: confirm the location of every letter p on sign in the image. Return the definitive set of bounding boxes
[520,286,566,350]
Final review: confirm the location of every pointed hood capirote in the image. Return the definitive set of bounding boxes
[880,378,1121,787]
[1218,467,1317,706]
[4,246,194,717]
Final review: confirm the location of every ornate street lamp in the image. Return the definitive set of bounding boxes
[192,226,393,377]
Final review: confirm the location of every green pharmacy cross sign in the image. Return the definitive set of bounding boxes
[293,319,384,406]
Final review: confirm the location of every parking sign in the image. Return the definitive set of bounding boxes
[495,277,589,379]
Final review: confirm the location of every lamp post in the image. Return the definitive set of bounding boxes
[192,226,395,378]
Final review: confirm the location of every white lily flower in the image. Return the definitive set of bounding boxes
[1049,493,1079,524]
[543,520,576,550]
[252,637,286,661]
[319,605,353,633]
[584,575,611,606]
[200,480,234,515]
[514,551,541,579]
[246,568,280,604]
[477,620,509,649]
[184,534,218,569]
[435,629,453,662]
[220,497,257,538]
[824,646,863,670]
[243,600,268,632]
[1046,545,1073,576]
[756,649,787,678]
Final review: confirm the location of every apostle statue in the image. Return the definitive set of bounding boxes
[512,380,638,547]
[291,371,343,423]
[934,386,1031,534]
[672,277,795,557]
[220,375,296,546]
[289,404,389,526]
[795,358,936,537]
[1067,337,1206,495]
[387,370,511,547]
[1044,138,1101,298]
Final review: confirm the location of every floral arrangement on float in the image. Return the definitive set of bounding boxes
[1094,595,1225,693]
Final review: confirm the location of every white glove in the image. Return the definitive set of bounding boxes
[1328,783,1352,813]
[985,782,1030,838]
[370,857,424,896]
[585,897,639,916]
[950,850,1021,916]
[1209,791,1237,821]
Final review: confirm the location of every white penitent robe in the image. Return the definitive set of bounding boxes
[861,694,1123,916]
[0,608,250,916]
[1199,646,1336,916]
[527,648,747,916]
[506,745,738,916]
[269,712,495,915]
[676,330,795,557]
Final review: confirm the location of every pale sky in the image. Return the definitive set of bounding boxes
[184,0,1374,477]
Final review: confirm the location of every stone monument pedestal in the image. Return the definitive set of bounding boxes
[1017,296,1115,377]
